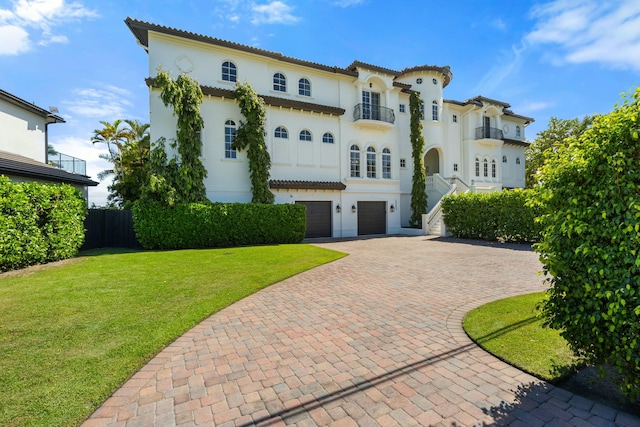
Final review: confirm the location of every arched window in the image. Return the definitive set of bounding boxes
[322,132,334,144]
[224,120,237,159]
[483,158,489,177]
[516,125,521,137]
[475,157,480,177]
[432,100,439,121]
[491,159,496,178]
[274,126,288,139]
[367,146,376,178]
[299,129,312,142]
[273,73,286,92]
[382,148,391,179]
[222,61,237,82]
[350,145,361,177]
[516,157,521,165]
[502,155,507,163]
[298,78,311,96]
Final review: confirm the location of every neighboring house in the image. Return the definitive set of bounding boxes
[126,18,533,238]
[0,89,97,199]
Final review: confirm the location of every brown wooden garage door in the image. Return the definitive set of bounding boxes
[357,201,386,235]
[296,201,332,238]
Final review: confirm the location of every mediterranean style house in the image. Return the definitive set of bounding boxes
[126,18,533,238]
[0,88,97,199]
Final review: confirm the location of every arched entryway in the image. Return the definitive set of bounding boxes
[424,148,440,176]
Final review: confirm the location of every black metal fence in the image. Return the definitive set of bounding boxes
[82,209,141,250]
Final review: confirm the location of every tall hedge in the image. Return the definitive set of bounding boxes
[535,88,640,400]
[441,190,542,243]
[0,176,87,272]
[132,201,306,249]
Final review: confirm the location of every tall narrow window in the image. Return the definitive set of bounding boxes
[502,155,507,163]
[224,120,237,159]
[432,100,439,121]
[350,145,361,177]
[367,147,376,178]
[382,148,391,179]
[299,129,312,142]
[516,125,521,137]
[362,91,380,120]
[475,157,480,177]
[516,157,521,165]
[491,159,496,178]
[298,78,311,96]
[222,61,237,82]
[322,132,334,144]
[483,116,491,138]
[273,73,286,92]
[274,126,288,139]
[483,158,489,177]
[419,101,425,120]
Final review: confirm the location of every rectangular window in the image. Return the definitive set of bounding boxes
[452,114,457,123]
[400,158,406,168]
[399,104,405,113]
[453,163,458,172]
[350,151,360,177]
[367,151,376,178]
[362,91,381,120]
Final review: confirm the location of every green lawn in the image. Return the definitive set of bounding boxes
[0,245,345,427]
[463,292,580,382]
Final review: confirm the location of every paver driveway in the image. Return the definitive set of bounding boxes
[83,236,639,427]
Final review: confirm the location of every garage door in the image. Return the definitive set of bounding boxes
[357,201,386,235]
[296,201,332,238]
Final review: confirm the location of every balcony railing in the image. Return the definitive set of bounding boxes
[49,152,87,176]
[353,104,395,124]
[475,126,504,140]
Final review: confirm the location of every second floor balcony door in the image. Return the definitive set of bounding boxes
[362,91,380,120]
[483,116,491,138]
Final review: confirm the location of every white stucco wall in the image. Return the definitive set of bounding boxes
[0,99,47,162]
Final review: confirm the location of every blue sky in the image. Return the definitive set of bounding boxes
[1,0,639,206]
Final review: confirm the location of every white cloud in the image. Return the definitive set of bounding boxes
[251,1,300,25]
[526,0,640,71]
[333,0,366,7]
[0,0,97,55]
[473,43,526,95]
[515,100,556,115]
[0,24,30,54]
[63,86,133,119]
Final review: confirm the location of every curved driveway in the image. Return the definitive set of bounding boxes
[83,236,639,427]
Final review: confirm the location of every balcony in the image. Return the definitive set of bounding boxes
[49,152,87,176]
[353,104,395,130]
[475,126,504,140]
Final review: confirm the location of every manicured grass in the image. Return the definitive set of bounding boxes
[0,245,345,427]
[463,292,580,382]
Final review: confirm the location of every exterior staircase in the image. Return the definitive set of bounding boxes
[423,175,471,236]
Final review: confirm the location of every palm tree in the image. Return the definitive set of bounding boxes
[91,119,130,177]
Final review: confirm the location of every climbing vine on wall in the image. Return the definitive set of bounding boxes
[409,91,427,227]
[153,69,208,204]
[234,82,274,204]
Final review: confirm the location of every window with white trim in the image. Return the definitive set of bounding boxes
[432,100,439,121]
[382,148,391,179]
[273,73,286,92]
[475,157,480,177]
[367,147,376,178]
[483,158,489,177]
[299,129,312,142]
[350,145,361,177]
[516,125,521,137]
[222,61,237,82]
[274,126,288,139]
[491,159,496,178]
[322,132,334,144]
[298,78,311,96]
[224,120,237,159]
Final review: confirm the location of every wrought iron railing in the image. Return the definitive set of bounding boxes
[353,104,395,124]
[475,126,504,140]
[49,152,87,175]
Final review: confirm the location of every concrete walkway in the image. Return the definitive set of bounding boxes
[82,236,640,427]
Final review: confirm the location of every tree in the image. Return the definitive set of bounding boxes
[92,119,151,208]
[525,116,594,188]
[409,92,427,227]
[234,82,274,204]
[535,88,640,400]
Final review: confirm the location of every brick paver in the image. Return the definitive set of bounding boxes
[82,236,639,426]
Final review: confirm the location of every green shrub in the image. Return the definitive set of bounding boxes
[0,176,87,272]
[535,88,640,400]
[441,189,542,243]
[132,200,306,249]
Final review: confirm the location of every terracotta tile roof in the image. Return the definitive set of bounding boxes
[269,180,346,190]
[0,151,98,186]
[397,65,453,88]
[145,78,346,116]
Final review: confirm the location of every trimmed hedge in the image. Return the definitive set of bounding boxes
[0,176,87,272]
[132,201,306,249]
[441,189,543,243]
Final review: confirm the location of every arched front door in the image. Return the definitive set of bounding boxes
[424,148,440,176]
